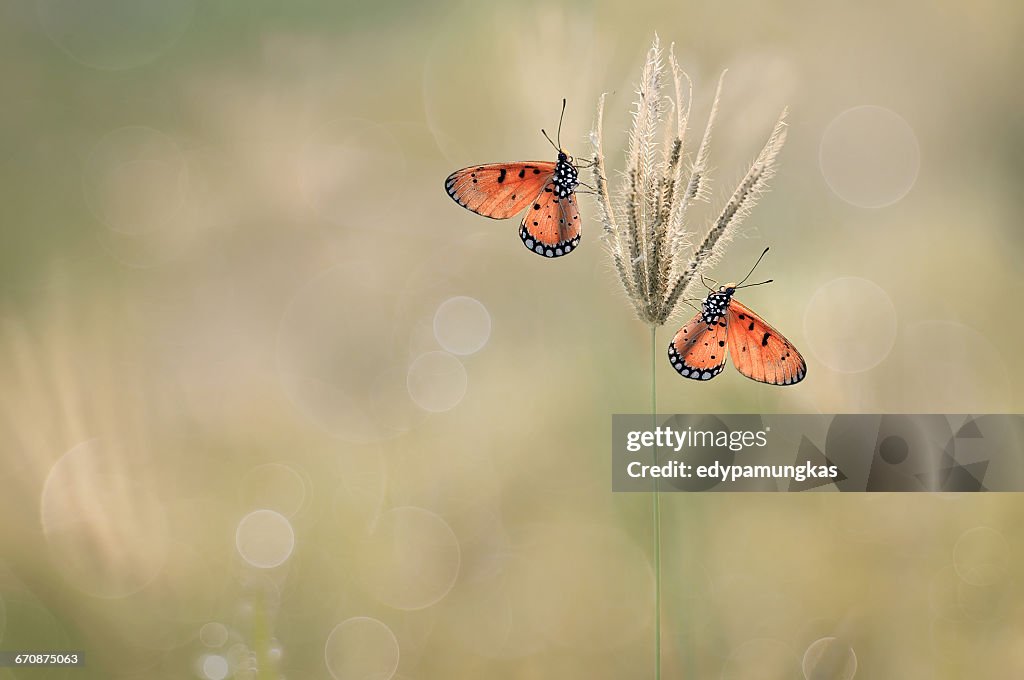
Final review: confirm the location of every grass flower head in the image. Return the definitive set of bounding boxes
[590,35,789,327]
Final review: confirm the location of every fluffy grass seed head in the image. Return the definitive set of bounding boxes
[590,35,789,327]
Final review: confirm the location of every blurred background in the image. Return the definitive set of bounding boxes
[0,0,1022,678]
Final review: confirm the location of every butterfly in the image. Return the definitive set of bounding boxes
[444,100,582,258]
[668,248,807,385]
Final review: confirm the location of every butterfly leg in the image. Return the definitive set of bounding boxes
[700,274,720,292]
[678,298,702,313]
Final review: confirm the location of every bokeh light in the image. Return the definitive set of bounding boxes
[953,526,1009,586]
[406,351,468,412]
[433,296,492,355]
[36,0,195,70]
[200,654,229,680]
[803,277,897,373]
[802,637,858,680]
[440,552,548,659]
[957,575,1011,622]
[819,105,920,208]
[199,622,229,648]
[356,506,461,610]
[324,617,400,680]
[83,126,188,236]
[235,510,295,569]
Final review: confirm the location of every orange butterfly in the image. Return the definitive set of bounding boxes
[668,249,807,385]
[444,100,581,258]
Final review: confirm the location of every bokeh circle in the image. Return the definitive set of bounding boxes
[406,351,468,412]
[199,622,229,648]
[820,105,920,208]
[324,617,399,680]
[433,296,491,356]
[802,637,858,680]
[953,526,1009,586]
[356,506,461,611]
[84,126,188,236]
[803,277,897,373]
[235,510,295,569]
[200,654,229,680]
[36,0,196,70]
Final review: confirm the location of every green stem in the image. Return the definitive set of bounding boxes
[650,324,662,680]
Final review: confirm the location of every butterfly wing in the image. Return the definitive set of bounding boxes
[726,299,806,385]
[519,186,581,257]
[668,313,730,381]
[444,162,556,219]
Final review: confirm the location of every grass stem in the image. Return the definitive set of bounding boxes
[651,324,662,680]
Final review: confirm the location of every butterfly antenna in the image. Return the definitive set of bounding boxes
[557,98,566,149]
[541,127,559,153]
[735,278,774,290]
[736,247,770,287]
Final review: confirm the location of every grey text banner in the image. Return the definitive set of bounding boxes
[611,414,1024,492]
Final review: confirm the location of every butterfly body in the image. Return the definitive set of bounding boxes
[699,286,734,325]
[551,152,579,198]
[669,283,806,386]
